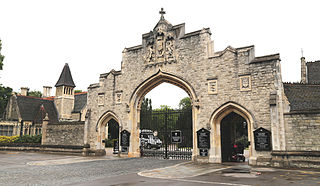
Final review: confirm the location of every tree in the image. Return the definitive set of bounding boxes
[141,97,152,113]
[74,90,82,93]
[140,98,153,129]
[154,105,172,111]
[0,85,12,117]
[179,97,192,110]
[27,90,42,98]
[0,39,4,70]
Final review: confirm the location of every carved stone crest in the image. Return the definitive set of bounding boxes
[240,75,251,91]
[144,9,177,64]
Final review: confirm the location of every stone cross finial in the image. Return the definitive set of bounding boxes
[159,8,166,20]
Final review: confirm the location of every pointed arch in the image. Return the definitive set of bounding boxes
[210,101,254,126]
[127,70,199,159]
[209,101,255,163]
[129,69,198,109]
[96,110,121,132]
[94,110,121,151]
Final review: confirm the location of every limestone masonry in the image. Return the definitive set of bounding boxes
[1,9,320,168]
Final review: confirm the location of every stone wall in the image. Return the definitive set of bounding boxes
[42,121,84,146]
[284,112,320,151]
[86,17,284,163]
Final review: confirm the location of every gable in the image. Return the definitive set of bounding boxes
[16,95,59,123]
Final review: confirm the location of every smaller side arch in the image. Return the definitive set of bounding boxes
[96,110,121,132]
[209,102,255,163]
[94,110,122,152]
[210,101,255,126]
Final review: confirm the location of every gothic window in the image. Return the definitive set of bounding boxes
[0,125,14,136]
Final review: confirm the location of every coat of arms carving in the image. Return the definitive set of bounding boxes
[144,12,177,64]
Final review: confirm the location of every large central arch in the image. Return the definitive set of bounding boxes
[128,70,199,158]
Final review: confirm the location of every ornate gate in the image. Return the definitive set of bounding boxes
[140,108,192,160]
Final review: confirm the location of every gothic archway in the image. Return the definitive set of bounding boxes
[95,111,121,154]
[128,70,199,159]
[209,102,255,163]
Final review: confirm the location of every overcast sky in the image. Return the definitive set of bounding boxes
[1,0,320,108]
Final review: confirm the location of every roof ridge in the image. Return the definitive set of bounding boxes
[284,82,320,86]
[75,92,87,95]
[17,95,54,101]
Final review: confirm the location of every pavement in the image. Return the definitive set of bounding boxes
[1,151,320,186]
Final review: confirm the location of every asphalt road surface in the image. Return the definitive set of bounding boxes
[1,151,320,186]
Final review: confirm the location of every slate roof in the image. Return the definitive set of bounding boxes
[307,61,320,84]
[55,63,76,87]
[16,95,59,123]
[283,83,320,112]
[72,92,87,113]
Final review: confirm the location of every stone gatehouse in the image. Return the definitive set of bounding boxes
[84,9,292,166]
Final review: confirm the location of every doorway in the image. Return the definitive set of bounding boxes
[105,119,119,155]
[220,112,249,162]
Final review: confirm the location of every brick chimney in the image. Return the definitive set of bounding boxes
[20,87,29,96]
[43,86,52,98]
[301,57,307,83]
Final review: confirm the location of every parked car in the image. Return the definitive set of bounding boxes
[140,129,162,149]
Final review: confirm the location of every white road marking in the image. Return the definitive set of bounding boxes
[27,157,116,166]
[169,178,251,186]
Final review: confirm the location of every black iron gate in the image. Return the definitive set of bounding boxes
[140,108,193,160]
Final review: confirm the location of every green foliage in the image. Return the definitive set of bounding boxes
[27,90,42,98]
[235,135,249,148]
[0,39,4,70]
[141,97,152,113]
[157,105,172,110]
[0,85,12,117]
[14,135,42,143]
[0,136,19,143]
[0,135,42,144]
[105,138,118,147]
[179,97,192,110]
[74,90,83,93]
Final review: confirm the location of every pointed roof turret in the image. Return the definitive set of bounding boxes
[55,63,76,87]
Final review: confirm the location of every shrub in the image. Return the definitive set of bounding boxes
[235,135,250,148]
[105,138,118,147]
[0,135,41,144]
[15,135,42,143]
[0,136,19,143]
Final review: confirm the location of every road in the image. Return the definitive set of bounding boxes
[1,151,320,186]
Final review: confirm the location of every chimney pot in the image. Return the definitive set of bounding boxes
[43,86,52,98]
[301,57,307,83]
[20,87,29,96]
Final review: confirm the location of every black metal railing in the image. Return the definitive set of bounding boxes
[140,108,192,160]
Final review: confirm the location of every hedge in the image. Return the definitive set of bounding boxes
[0,135,42,144]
